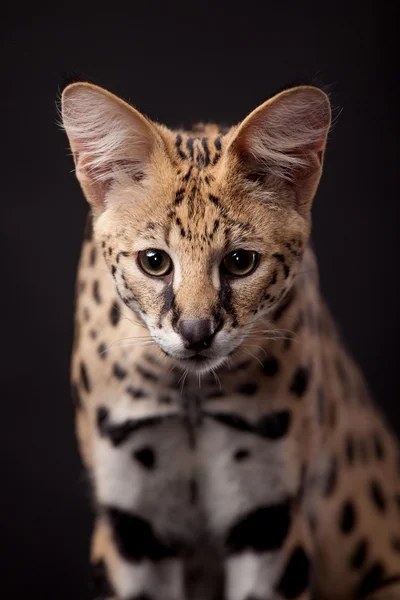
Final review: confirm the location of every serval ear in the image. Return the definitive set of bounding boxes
[61,82,163,215]
[228,85,331,214]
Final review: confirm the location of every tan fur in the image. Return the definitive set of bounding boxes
[62,83,400,600]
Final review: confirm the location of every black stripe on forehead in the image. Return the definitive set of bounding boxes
[175,134,187,160]
[213,136,222,164]
[186,137,195,160]
[201,137,210,166]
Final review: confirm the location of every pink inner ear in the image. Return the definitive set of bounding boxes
[238,92,330,183]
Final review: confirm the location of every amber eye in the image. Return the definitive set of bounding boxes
[138,249,172,277]
[221,250,259,277]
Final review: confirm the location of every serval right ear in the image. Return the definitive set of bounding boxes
[227,85,331,215]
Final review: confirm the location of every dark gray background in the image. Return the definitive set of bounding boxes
[1,3,398,598]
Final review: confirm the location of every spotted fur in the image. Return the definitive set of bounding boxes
[61,82,400,600]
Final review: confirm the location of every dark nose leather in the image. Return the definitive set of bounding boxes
[179,319,214,352]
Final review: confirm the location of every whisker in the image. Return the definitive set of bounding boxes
[211,367,222,390]
[178,368,189,392]
[242,343,268,357]
[106,339,154,350]
[240,347,264,367]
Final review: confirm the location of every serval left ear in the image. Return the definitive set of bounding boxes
[227,86,331,214]
[61,82,164,216]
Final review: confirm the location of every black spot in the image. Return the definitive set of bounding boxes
[110,302,120,326]
[276,545,310,599]
[99,413,166,447]
[226,501,291,554]
[111,265,117,277]
[359,436,369,463]
[329,401,337,429]
[391,537,400,552]
[237,382,258,395]
[98,343,107,358]
[189,478,198,504]
[71,382,82,410]
[356,563,386,598]
[80,361,91,392]
[136,365,159,383]
[257,410,291,440]
[113,363,127,380]
[93,280,101,304]
[133,446,156,470]
[208,194,221,207]
[261,356,280,376]
[96,406,109,435]
[272,288,295,321]
[90,559,114,598]
[106,506,182,561]
[158,394,173,404]
[283,264,290,279]
[289,366,310,397]
[83,214,93,240]
[317,388,325,425]
[323,456,338,497]
[207,412,254,434]
[345,434,355,465]
[174,188,185,206]
[373,434,385,460]
[206,411,291,441]
[369,480,386,512]
[205,389,226,400]
[234,448,251,462]
[339,500,356,534]
[89,246,97,266]
[144,353,161,367]
[126,386,148,400]
[108,246,112,256]
[270,269,278,286]
[349,538,368,569]
[272,253,285,263]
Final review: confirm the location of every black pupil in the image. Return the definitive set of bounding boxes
[146,250,164,270]
[231,251,252,271]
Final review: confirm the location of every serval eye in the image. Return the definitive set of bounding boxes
[221,250,259,277]
[138,249,172,277]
